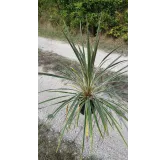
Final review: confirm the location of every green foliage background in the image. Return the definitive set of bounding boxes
[39,0,128,41]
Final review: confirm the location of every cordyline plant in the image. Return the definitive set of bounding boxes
[39,22,128,158]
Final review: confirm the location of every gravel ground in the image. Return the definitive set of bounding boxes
[38,66,128,160]
[38,37,128,73]
[38,37,128,159]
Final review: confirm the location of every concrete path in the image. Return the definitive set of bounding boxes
[38,37,128,73]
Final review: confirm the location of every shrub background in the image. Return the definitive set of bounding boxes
[38,0,128,42]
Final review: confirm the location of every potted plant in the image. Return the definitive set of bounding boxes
[39,22,128,159]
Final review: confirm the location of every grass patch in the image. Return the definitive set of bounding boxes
[38,49,128,102]
[38,22,128,55]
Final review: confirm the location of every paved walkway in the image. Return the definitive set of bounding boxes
[38,37,128,73]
